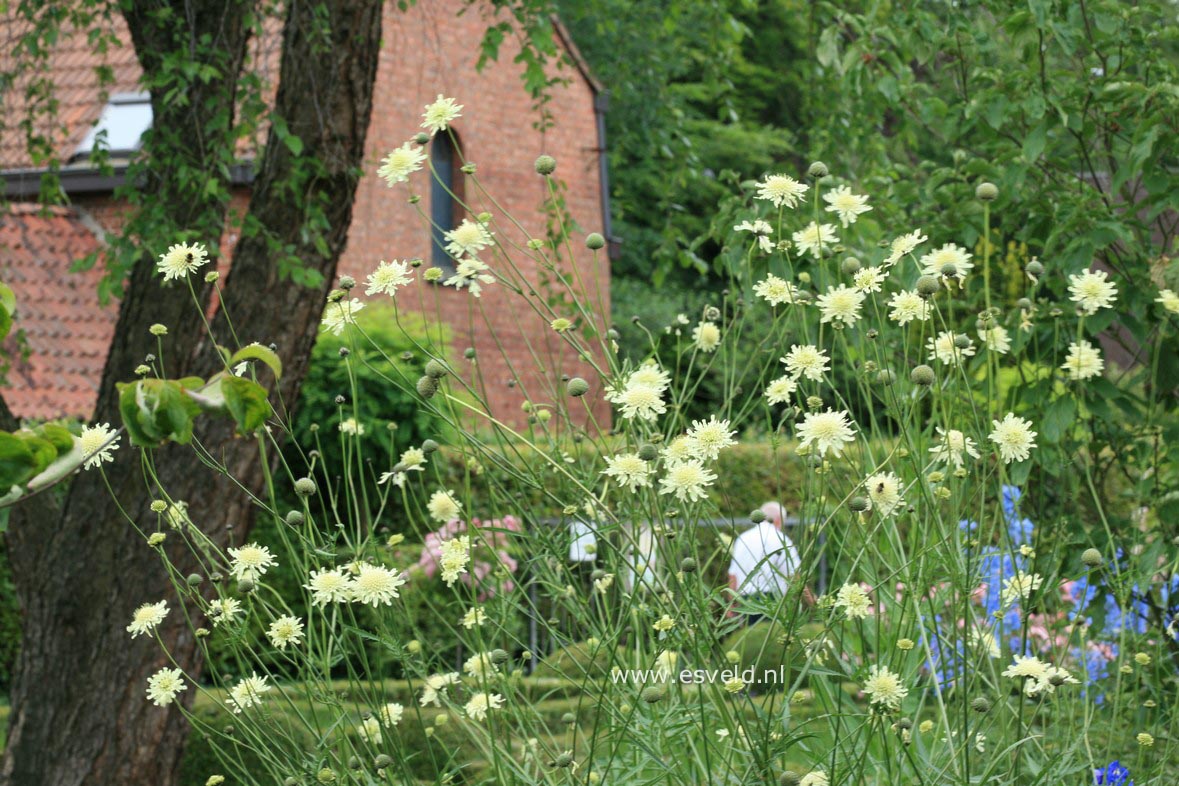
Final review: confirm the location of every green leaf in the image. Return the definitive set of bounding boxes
[1022,121,1047,162]
[36,423,75,454]
[1041,395,1077,443]
[0,432,38,489]
[229,344,283,380]
[117,379,202,447]
[221,376,272,435]
[0,280,14,342]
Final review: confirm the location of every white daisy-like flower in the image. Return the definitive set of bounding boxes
[266,615,305,650]
[461,606,487,629]
[1068,269,1118,315]
[377,142,426,185]
[1001,572,1043,607]
[421,94,463,135]
[887,290,931,324]
[339,418,365,436]
[305,567,351,606]
[834,582,872,619]
[764,375,798,405]
[1156,288,1179,314]
[978,325,1011,354]
[753,274,799,306]
[398,447,427,471]
[796,409,856,457]
[781,344,830,381]
[1061,340,1104,380]
[1002,655,1076,696]
[379,702,404,728]
[365,259,413,296]
[464,691,504,721]
[989,413,1037,463]
[658,459,718,503]
[146,667,187,707]
[792,222,839,259]
[928,427,980,468]
[865,471,904,517]
[444,257,496,297]
[321,298,365,335]
[800,771,829,786]
[439,536,471,586]
[444,219,494,258]
[755,174,808,208]
[228,543,277,583]
[357,717,382,745]
[852,266,887,293]
[628,362,672,392]
[80,423,120,469]
[208,597,243,627]
[602,453,652,492]
[427,489,462,522]
[228,673,271,714]
[823,185,872,227]
[157,242,209,281]
[692,321,721,352]
[884,229,928,265]
[128,601,169,638]
[920,243,974,281]
[464,652,499,679]
[686,415,737,461]
[607,382,667,422]
[862,663,908,711]
[816,284,865,326]
[420,672,460,707]
[661,436,695,462]
[350,563,407,606]
[735,218,772,235]
[927,331,976,366]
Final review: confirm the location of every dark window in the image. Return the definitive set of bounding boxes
[429,132,464,273]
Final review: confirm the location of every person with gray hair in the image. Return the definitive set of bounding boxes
[727,501,815,620]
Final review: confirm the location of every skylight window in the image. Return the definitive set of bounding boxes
[72,92,152,161]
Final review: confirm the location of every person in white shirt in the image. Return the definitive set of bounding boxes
[727,501,815,619]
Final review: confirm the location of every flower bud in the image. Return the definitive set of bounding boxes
[286,510,304,526]
[1082,548,1103,567]
[149,323,168,336]
[849,496,870,513]
[237,578,256,594]
[425,359,449,379]
[186,573,203,587]
[840,257,861,276]
[339,275,356,290]
[464,347,476,359]
[911,365,936,386]
[567,377,590,397]
[680,557,697,573]
[877,369,896,386]
[971,696,992,713]
[976,182,999,201]
[916,275,941,296]
[416,375,439,398]
[294,477,318,497]
[750,509,767,524]
[807,161,829,179]
[422,439,440,454]
[1026,259,1043,277]
[373,754,393,769]
[585,232,606,250]
[490,649,510,664]
[640,685,666,703]
[939,263,957,279]
[534,154,557,175]
[638,444,659,461]
[414,132,430,145]
[780,772,801,786]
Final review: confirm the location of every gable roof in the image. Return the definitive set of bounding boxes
[0,205,115,420]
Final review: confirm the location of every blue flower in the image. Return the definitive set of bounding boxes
[1094,760,1132,785]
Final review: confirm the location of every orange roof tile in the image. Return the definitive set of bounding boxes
[1,204,115,420]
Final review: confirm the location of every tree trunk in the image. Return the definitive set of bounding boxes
[0,1,382,783]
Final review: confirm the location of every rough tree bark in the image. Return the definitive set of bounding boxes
[0,0,383,783]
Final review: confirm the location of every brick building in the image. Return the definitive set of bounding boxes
[1,0,612,425]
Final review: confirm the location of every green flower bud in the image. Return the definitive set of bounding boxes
[373,754,393,769]
[416,375,439,399]
[294,477,317,497]
[421,439,440,454]
[567,377,590,397]
[534,154,557,175]
[585,232,606,250]
[916,275,941,296]
[640,685,666,703]
[1082,548,1103,568]
[750,509,767,524]
[425,359,449,379]
[849,496,870,513]
[971,696,992,713]
[285,510,304,526]
[877,369,896,386]
[840,257,861,276]
[638,444,659,461]
[976,182,999,201]
[911,365,936,386]
[680,557,697,573]
[807,161,829,179]
[338,275,356,290]
[1026,260,1043,277]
